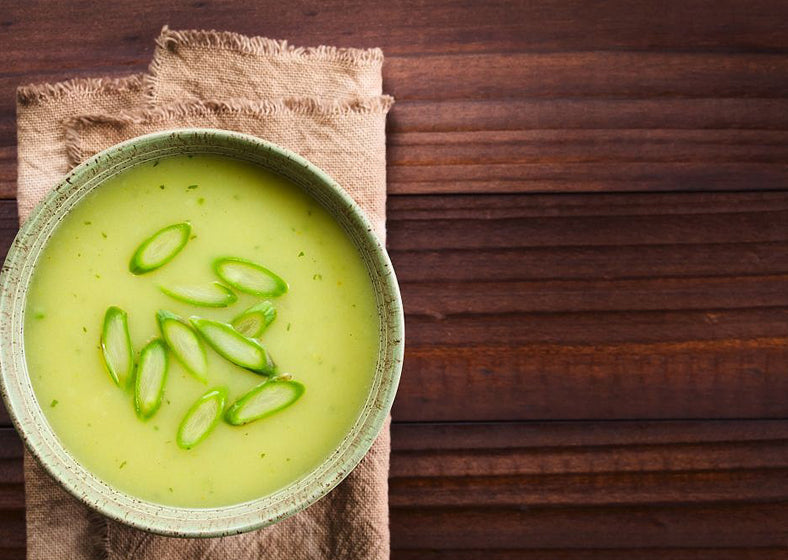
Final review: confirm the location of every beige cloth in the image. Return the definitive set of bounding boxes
[65,97,391,238]
[16,75,146,221]
[17,27,393,560]
[146,27,384,104]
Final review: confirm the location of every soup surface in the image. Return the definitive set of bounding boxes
[24,154,379,507]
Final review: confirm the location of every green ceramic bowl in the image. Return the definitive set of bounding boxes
[0,129,404,536]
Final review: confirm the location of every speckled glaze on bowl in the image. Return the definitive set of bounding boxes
[0,129,404,537]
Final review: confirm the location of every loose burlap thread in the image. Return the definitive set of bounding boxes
[17,27,393,560]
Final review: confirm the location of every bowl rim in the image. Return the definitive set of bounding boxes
[0,128,404,537]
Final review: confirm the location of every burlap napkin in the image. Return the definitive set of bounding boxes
[146,26,384,103]
[16,74,146,222]
[17,27,393,560]
[65,96,391,238]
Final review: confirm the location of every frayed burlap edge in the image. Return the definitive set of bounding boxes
[63,95,394,166]
[156,25,383,64]
[17,75,145,106]
[142,26,384,105]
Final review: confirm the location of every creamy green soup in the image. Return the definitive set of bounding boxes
[24,154,379,507]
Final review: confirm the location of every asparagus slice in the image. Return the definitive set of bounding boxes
[134,338,168,419]
[100,306,133,388]
[231,301,276,338]
[190,317,275,375]
[156,310,208,382]
[225,379,304,426]
[159,282,237,308]
[176,387,227,449]
[129,222,191,275]
[213,257,288,297]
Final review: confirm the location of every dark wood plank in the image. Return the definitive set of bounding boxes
[390,420,788,507]
[403,277,788,314]
[0,511,25,550]
[389,130,788,167]
[387,421,788,551]
[393,243,788,284]
[387,199,788,251]
[387,192,788,420]
[21,50,788,103]
[0,201,17,264]
[0,420,785,557]
[385,52,788,100]
[392,470,788,508]
[405,309,788,347]
[3,0,788,66]
[12,96,787,136]
[390,420,788,448]
[397,339,788,421]
[3,3,788,198]
[390,503,788,551]
[387,162,788,195]
[6,103,788,197]
[5,101,788,197]
[389,98,788,132]
[0,147,14,200]
[393,551,788,560]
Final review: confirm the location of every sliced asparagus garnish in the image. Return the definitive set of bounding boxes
[129,222,191,275]
[134,338,168,419]
[176,387,227,449]
[213,257,288,297]
[225,379,305,426]
[231,301,276,338]
[159,282,237,308]
[157,310,208,382]
[100,306,133,388]
[190,317,275,375]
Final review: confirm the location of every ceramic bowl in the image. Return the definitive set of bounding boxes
[0,129,404,536]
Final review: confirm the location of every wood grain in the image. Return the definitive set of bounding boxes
[385,52,788,100]
[5,99,788,196]
[3,4,788,197]
[390,503,788,551]
[393,551,788,560]
[3,0,788,64]
[1,0,788,557]
[0,421,785,557]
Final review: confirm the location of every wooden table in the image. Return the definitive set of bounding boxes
[2,1,788,557]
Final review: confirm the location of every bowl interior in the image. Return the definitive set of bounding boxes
[0,129,403,536]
